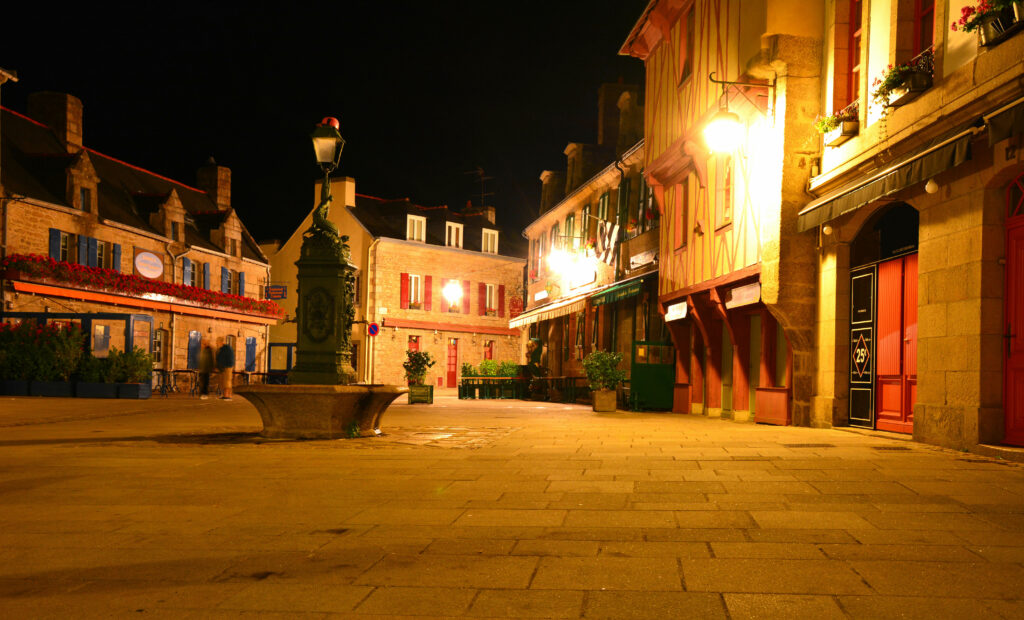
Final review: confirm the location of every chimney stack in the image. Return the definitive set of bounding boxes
[197,157,231,210]
[28,92,83,153]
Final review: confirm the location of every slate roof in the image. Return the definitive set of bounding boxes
[348,193,527,259]
[1,106,267,263]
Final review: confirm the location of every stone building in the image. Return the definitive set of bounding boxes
[622,0,1024,452]
[622,1,821,424]
[513,82,667,407]
[263,178,526,386]
[800,1,1024,451]
[0,92,278,378]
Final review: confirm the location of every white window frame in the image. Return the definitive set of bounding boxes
[445,221,463,248]
[97,241,109,269]
[407,214,426,242]
[482,228,499,254]
[485,283,496,312]
[409,273,423,306]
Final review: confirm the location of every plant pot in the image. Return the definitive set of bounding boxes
[76,382,119,398]
[887,71,932,107]
[29,381,73,397]
[823,121,859,147]
[118,383,152,399]
[978,9,1018,46]
[0,379,29,396]
[592,388,618,412]
[408,384,433,404]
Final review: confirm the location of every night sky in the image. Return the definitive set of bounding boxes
[3,3,646,245]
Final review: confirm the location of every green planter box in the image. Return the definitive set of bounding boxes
[408,385,434,404]
[76,382,119,399]
[29,381,73,397]
[117,383,152,399]
[0,380,29,396]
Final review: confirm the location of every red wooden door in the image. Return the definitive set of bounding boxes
[446,338,458,388]
[875,255,916,433]
[1005,221,1024,445]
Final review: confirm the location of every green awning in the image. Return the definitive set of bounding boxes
[986,96,1024,146]
[591,276,647,307]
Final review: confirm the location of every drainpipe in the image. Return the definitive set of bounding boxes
[366,238,380,384]
[165,243,189,370]
[611,158,629,355]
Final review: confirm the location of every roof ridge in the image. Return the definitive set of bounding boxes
[0,105,49,128]
[84,147,207,194]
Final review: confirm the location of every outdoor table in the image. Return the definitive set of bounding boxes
[172,369,199,397]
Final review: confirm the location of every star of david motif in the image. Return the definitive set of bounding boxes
[852,333,871,378]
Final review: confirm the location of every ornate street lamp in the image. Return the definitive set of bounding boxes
[703,72,776,153]
[311,117,346,205]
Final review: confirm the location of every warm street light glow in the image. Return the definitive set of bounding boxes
[442,280,463,305]
[704,109,744,152]
[311,117,345,170]
[547,248,572,275]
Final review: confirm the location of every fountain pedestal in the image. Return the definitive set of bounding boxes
[237,384,407,439]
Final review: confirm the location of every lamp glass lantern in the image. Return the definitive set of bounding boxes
[704,107,744,153]
[311,117,345,171]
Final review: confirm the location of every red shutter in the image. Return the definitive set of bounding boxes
[462,280,471,314]
[479,282,486,315]
[498,285,506,317]
[400,273,409,309]
[424,275,432,311]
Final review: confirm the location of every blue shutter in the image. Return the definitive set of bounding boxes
[48,229,61,260]
[238,271,245,297]
[221,266,230,293]
[87,237,98,267]
[182,257,192,285]
[111,244,122,272]
[203,262,211,290]
[245,337,257,372]
[77,235,88,265]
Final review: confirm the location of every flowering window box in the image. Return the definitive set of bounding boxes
[824,121,859,147]
[886,71,933,107]
[485,308,497,317]
[953,2,1024,46]
[408,302,422,310]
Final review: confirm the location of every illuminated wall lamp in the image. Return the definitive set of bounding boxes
[703,72,776,153]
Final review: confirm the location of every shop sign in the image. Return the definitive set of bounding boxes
[724,282,761,309]
[265,285,287,299]
[534,289,549,301]
[665,301,688,322]
[133,250,164,279]
[629,248,656,270]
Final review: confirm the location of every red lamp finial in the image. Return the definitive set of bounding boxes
[320,117,340,130]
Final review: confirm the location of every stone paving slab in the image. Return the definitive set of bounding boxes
[1,392,1024,617]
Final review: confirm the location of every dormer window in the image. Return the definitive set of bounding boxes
[407,214,426,242]
[482,228,498,254]
[446,222,463,248]
[171,221,180,242]
[229,238,238,257]
[79,187,90,211]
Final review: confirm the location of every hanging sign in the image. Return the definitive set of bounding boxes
[133,250,164,279]
[664,301,688,322]
[265,285,287,300]
[629,248,657,270]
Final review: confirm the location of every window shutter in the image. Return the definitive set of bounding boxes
[221,266,230,293]
[87,237,98,267]
[478,282,486,315]
[498,284,506,317]
[111,243,122,272]
[77,235,88,265]
[462,280,470,314]
[48,229,61,260]
[182,257,192,284]
[204,263,211,290]
[400,272,409,309]
[424,275,432,311]
[238,271,245,297]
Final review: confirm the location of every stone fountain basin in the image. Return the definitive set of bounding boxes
[235,384,408,439]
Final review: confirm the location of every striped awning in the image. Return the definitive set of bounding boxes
[508,292,590,328]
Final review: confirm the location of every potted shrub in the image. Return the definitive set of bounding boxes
[0,321,33,395]
[497,360,519,378]
[952,1,1024,46]
[871,48,933,108]
[28,322,83,397]
[108,347,154,399]
[75,354,118,398]
[815,102,859,147]
[478,359,498,376]
[403,350,436,404]
[582,350,627,413]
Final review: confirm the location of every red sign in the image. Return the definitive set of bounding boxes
[509,297,523,318]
